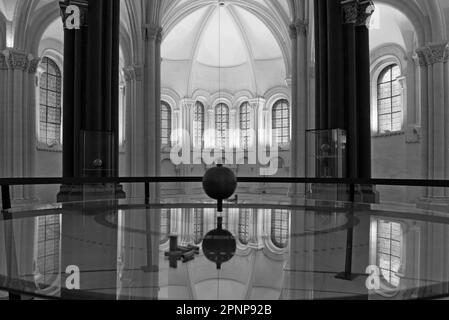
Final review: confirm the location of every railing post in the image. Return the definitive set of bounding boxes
[1,185,11,211]
[145,182,150,205]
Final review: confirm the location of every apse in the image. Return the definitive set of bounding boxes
[161,3,286,98]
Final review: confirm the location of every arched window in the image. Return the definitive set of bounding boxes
[238,209,252,245]
[240,102,251,150]
[193,101,205,149]
[272,99,290,146]
[377,220,402,288]
[193,208,204,244]
[161,101,172,147]
[160,208,171,244]
[39,57,62,146]
[215,103,229,149]
[271,209,289,248]
[377,64,402,133]
[35,215,61,288]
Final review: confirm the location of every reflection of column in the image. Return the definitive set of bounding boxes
[0,50,39,202]
[416,42,449,199]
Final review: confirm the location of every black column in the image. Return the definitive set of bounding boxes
[314,0,374,181]
[60,0,120,180]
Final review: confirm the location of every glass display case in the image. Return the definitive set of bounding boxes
[306,129,348,201]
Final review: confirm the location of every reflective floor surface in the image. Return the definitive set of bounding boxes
[0,198,448,300]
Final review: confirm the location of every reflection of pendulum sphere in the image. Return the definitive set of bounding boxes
[202,217,236,270]
[202,165,237,201]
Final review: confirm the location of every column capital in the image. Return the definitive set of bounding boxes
[28,57,41,74]
[144,24,163,43]
[415,42,449,66]
[341,0,375,27]
[289,19,308,39]
[1,49,40,73]
[249,97,266,110]
[0,52,7,70]
[59,0,89,28]
[181,98,195,110]
[123,65,143,82]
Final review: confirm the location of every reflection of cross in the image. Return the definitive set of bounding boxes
[164,236,199,269]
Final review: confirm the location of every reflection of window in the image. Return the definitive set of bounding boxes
[272,99,290,146]
[35,215,60,286]
[377,220,402,288]
[193,102,205,148]
[377,64,402,133]
[240,102,251,150]
[160,209,171,244]
[271,209,289,248]
[215,103,229,149]
[39,57,62,146]
[161,101,172,147]
[193,209,204,244]
[239,209,252,245]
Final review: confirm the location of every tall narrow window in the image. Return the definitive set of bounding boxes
[193,101,205,148]
[161,101,172,147]
[239,209,252,245]
[39,57,62,146]
[377,220,402,288]
[35,215,61,287]
[271,209,289,249]
[377,64,402,133]
[272,99,290,146]
[215,103,229,149]
[240,102,251,150]
[193,209,204,244]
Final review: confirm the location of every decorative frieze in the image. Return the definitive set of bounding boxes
[415,42,449,66]
[341,0,375,27]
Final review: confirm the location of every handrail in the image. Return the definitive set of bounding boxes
[0,176,448,187]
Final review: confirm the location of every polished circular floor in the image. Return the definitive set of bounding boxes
[1,198,448,300]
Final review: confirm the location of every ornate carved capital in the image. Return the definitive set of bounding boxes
[181,98,195,110]
[6,50,29,71]
[289,20,308,39]
[249,97,266,110]
[0,52,7,70]
[144,24,163,43]
[59,0,88,29]
[415,42,449,66]
[123,65,144,82]
[342,0,375,27]
[28,58,41,74]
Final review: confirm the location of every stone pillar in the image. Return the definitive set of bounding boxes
[416,42,449,205]
[289,19,308,197]
[124,65,144,197]
[314,0,377,202]
[0,49,39,203]
[0,49,39,290]
[143,24,163,201]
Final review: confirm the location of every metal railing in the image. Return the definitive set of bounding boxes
[1,176,448,211]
